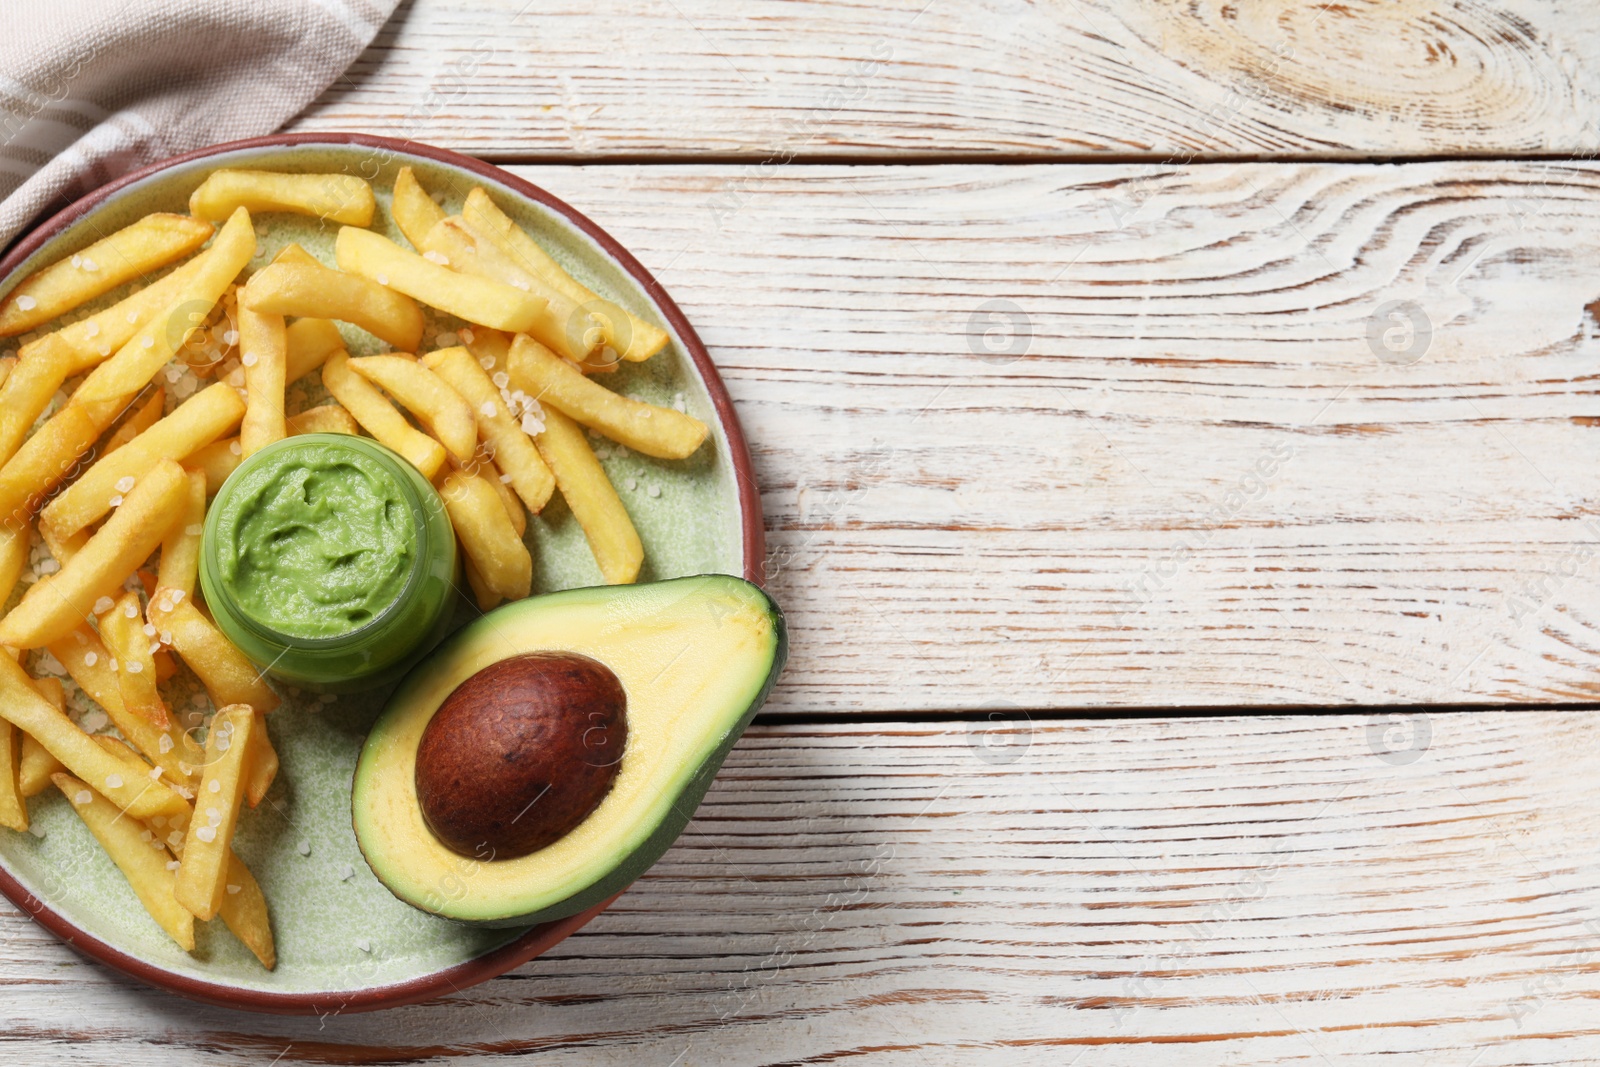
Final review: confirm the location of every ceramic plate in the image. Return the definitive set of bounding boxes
[0,134,762,1012]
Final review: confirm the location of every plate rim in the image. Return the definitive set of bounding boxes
[0,131,766,1014]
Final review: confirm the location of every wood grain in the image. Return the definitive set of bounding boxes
[449,161,1600,712]
[5,716,1600,1064]
[289,0,1600,160]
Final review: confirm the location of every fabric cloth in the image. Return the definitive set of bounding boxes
[0,0,398,247]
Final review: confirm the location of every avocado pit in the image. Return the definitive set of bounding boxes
[414,652,627,860]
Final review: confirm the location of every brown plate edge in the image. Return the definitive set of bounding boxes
[0,131,766,1014]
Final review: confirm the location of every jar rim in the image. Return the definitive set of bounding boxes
[202,433,435,650]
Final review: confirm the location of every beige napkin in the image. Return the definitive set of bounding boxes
[0,0,399,246]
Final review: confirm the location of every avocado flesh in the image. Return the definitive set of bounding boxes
[352,574,786,926]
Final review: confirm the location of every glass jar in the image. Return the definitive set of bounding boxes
[199,434,459,692]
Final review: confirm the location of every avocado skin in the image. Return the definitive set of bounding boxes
[353,574,787,927]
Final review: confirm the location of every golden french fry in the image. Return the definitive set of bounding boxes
[18,732,61,798]
[421,345,555,513]
[392,166,448,250]
[321,351,446,480]
[103,389,165,454]
[284,318,344,383]
[0,355,70,470]
[102,591,168,730]
[0,403,105,529]
[190,170,374,227]
[0,459,188,648]
[460,554,501,612]
[0,214,215,336]
[74,208,255,405]
[0,521,29,603]
[238,302,286,457]
[482,464,526,537]
[157,470,207,598]
[149,596,279,713]
[439,468,531,601]
[0,654,187,817]
[0,720,24,831]
[508,335,707,459]
[335,226,548,335]
[347,354,478,464]
[175,704,253,920]
[47,627,193,787]
[463,187,669,362]
[535,405,642,585]
[423,218,603,366]
[54,772,195,949]
[242,260,423,352]
[188,404,361,494]
[42,383,243,540]
[39,522,85,566]
[244,710,276,808]
[220,851,275,969]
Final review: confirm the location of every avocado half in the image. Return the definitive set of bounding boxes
[352,574,786,926]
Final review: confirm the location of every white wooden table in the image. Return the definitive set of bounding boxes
[11,2,1600,1062]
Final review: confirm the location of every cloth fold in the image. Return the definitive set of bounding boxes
[0,0,399,247]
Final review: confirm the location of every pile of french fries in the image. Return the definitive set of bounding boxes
[0,166,708,966]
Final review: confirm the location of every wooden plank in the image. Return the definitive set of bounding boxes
[5,716,1600,1063]
[473,161,1600,711]
[290,0,1600,160]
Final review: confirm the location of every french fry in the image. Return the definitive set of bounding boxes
[74,207,255,405]
[482,464,527,537]
[0,720,24,831]
[463,325,511,376]
[190,170,374,227]
[187,405,357,495]
[0,401,103,527]
[439,469,531,601]
[0,654,188,817]
[30,675,64,711]
[392,166,449,250]
[0,355,70,470]
[347,354,478,464]
[0,214,214,335]
[535,405,642,585]
[47,627,193,787]
[18,733,62,797]
[460,554,502,612]
[321,351,446,480]
[157,471,207,597]
[463,187,669,362]
[0,459,188,648]
[335,226,548,335]
[284,317,345,383]
[103,389,165,454]
[53,772,194,949]
[39,522,86,567]
[422,218,603,366]
[41,382,244,540]
[220,851,275,969]
[102,591,168,730]
[175,704,254,920]
[149,596,279,712]
[421,345,555,513]
[238,301,287,457]
[508,335,707,459]
[242,260,423,352]
[244,711,276,808]
[0,521,29,603]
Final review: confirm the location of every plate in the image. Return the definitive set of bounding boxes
[0,134,763,1013]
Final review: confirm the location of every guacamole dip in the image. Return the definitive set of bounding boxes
[210,438,418,640]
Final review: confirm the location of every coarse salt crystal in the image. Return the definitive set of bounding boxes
[167,830,183,847]
[479,356,495,370]
[92,596,113,614]
[15,295,35,311]
[480,401,498,418]
[74,790,91,805]
[70,255,81,268]
[107,658,117,672]
[126,310,138,324]
[171,590,185,602]
[38,559,58,574]
[625,478,637,491]
[223,329,239,346]
[141,336,154,349]
[208,779,220,793]
[152,816,166,829]
[85,321,99,337]
[195,825,216,843]
[149,766,162,780]
[375,273,388,286]
[241,352,257,367]
[338,864,355,881]
[297,840,311,855]
[423,250,449,265]
[648,485,661,498]
[437,331,458,347]
[166,859,179,871]
[229,440,242,456]
[105,774,123,789]
[142,622,156,637]
[158,734,173,753]
[512,279,530,292]
[126,660,142,674]
[227,884,241,895]
[207,809,222,827]
[216,736,230,752]
[460,327,475,344]
[500,472,513,484]
[108,495,123,508]
[491,371,509,389]
[356,938,372,952]
[520,413,543,435]
[155,598,171,614]
[165,365,182,383]
[122,601,138,618]
[159,630,172,644]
